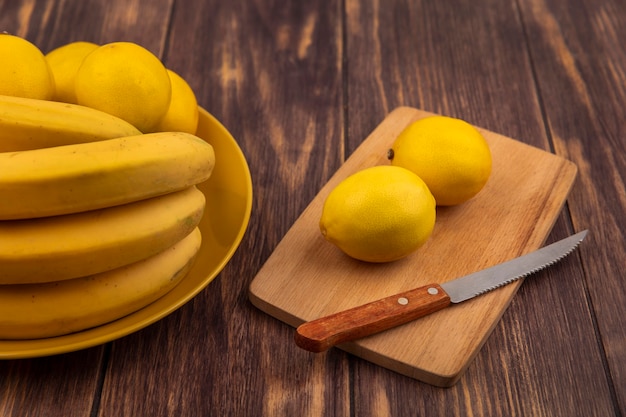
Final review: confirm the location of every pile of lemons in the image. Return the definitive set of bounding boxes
[320,115,493,263]
[0,34,198,135]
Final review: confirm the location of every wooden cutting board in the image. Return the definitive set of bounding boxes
[249,106,577,387]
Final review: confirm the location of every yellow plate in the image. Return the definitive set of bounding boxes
[0,108,253,359]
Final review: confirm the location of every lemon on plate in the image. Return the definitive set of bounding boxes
[154,69,199,134]
[45,41,99,103]
[0,34,55,100]
[319,165,436,263]
[389,115,492,206]
[74,41,171,133]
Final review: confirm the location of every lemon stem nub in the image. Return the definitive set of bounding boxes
[387,149,395,160]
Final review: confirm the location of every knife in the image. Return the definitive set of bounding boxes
[295,230,588,352]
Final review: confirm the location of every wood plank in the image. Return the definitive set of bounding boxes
[343,0,547,153]
[0,348,105,417]
[0,0,173,56]
[518,0,626,413]
[96,0,350,415]
[343,0,617,414]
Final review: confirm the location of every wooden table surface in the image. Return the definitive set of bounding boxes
[1,0,624,416]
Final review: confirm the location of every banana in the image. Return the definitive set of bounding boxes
[0,131,215,220]
[0,227,201,340]
[0,186,205,284]
[0,94,142,152]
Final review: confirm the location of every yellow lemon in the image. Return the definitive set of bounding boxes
[45,41,98,103]
[74,42,171,132]
[389,115,492,206]
[0,34,55,99]
[320,165,436,263]
[154,69,199,134]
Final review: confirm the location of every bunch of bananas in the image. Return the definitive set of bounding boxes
[0,94,216,340]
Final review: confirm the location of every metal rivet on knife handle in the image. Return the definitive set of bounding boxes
[294,284,452,352]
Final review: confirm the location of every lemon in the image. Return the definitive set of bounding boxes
[154,69,199,134]
[45,41,98,103]
[320,165,436,263]
[0,34,55,99]
[389,115,492,206]
[74,42,171,132]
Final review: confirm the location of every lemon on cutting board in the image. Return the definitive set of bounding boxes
[319,165,436,263]
[388,115,492,206]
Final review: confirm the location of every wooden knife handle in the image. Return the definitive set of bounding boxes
[294,284,451,352]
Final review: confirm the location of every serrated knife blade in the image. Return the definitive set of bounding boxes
[295,230,588,352]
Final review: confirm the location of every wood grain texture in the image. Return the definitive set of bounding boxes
[518,0,626,412]
[0,0,173,55]
[0,0,624,415]
[0,347,105,417]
